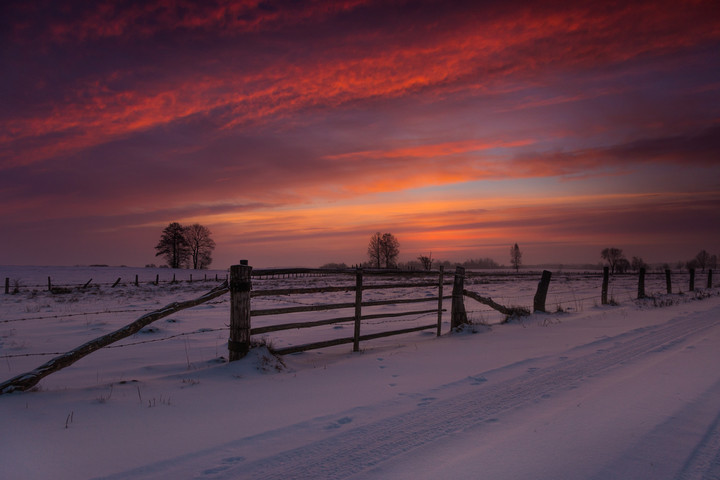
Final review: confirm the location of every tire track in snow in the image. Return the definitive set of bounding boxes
[192,314,719,480]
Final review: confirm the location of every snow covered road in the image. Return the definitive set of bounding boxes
[94,300,720,480]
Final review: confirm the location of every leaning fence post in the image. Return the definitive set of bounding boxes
[665,269,672,294]
[534,270,552,312]
[709,270,713,289]
[353,269,363,352]
[437,266,444,336]
[229,261,252,361]
[450,266,467,330]
[689,268,695,292]
[601,267,609,305]
[638,267,646,299]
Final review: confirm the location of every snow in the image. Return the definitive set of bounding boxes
[1,265,719,479]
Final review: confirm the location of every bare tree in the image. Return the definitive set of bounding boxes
[367,232,400,268]
[418,253,433,270]
[184,224,216,269]
[155,222,190,269]
[616,258,631,274]
[601,247,625,274]
[367,232,383,268]
[631,256,647,272]
[695,249,710,272]
[381,233,400,268]
[510,243,522,272]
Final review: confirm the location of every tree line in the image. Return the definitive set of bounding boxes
[155,222,216,269]
[601,247,717,274]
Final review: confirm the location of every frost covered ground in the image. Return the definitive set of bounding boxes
[1,265,719,479]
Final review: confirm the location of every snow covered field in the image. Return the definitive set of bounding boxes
[1,265,719,479]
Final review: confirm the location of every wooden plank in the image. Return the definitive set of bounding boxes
[229,264,252,361]
[462,290,529,317]
[251,296,451,317]
[0,282,230,394]
[251,281,453,298]
[272,323,436,355]
[251,308,443,334]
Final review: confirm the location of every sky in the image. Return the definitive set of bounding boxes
[1,0,719,269]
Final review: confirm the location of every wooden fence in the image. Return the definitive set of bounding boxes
[228,262,450,357]
[0,263,714,394]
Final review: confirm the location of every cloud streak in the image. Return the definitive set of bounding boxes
[2,0,719,267]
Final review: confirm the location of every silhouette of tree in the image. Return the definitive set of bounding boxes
[695,249,710,272]
[184,224,216,269]
[367,232,400,268]
[155,222,190,268]
[601,247,625,274]
[418,253,433,270]
[380,233,400,268]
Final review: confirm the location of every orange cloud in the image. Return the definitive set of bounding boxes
[4,0,718,170]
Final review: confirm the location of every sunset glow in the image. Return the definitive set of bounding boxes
[2,0,719,268]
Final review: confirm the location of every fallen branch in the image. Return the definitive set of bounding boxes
[462,289,530,318]
[0,282,229,395]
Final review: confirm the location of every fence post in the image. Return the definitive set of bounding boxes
[709,270,713,289]
[665,269,672,294]
[48,276,52,292]
[638,267,646,299]
[135,274,139,287]
[450,266,467,330]
[534,270,552,312]
[4,278,8,295]
[689,268,695,292]
[437,266,444,336]
[155,274,159,286]
[601,267,609,305]
[353,269,363,352]
[229,261,252,361]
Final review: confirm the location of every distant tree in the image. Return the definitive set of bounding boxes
[616,258,631,274]
[462,257,500,269]
[184,224,216,269]
[155,222,190,269]
[380,233,400,268]
[601,247,625,274]
[320,262,349,269]
[417,253,433,270]
[695,249,710,272]
[631,256,647,272]
[510,243,522,272]
[367,232,400,268]
[367,232,383,268]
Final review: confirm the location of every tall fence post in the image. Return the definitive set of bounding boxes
[709,270,713,289]
[437,266,444,337]
[601,267,609,305]
[353,269,363,352]
[450,266,467,330]
[135,274,139,287]
[534,270,552,312]
[229,261,252,361]
[665,269,672,294]
[689,268,695,292]
[48,276,52,292]
[638,267,646,299]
